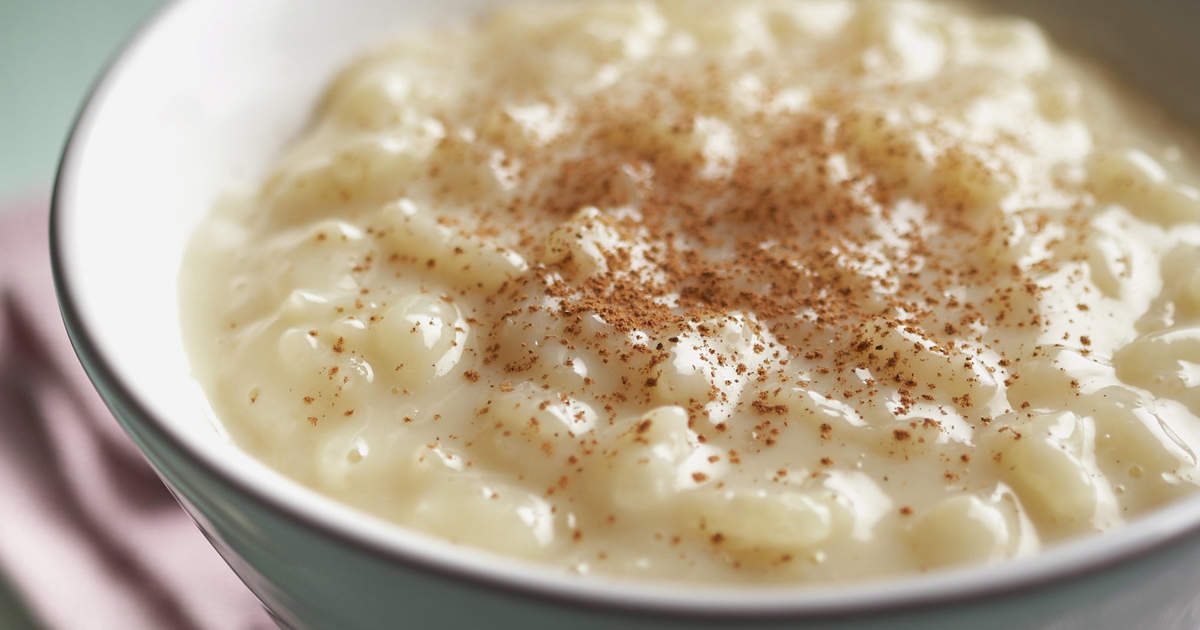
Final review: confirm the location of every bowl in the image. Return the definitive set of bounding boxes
[50,1,1200,628]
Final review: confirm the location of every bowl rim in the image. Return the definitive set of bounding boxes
[49,0,1200,621]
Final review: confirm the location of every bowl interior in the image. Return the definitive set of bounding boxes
[52,0,1200,616]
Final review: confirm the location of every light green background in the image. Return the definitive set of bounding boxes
[0,0,161,199]
[0,1,162,626]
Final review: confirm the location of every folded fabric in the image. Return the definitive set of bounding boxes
[0,197,271,630]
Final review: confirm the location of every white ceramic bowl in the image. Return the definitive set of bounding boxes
[51,1,1200,628]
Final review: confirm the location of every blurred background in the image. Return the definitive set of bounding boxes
[1,3,160,627]
[0,1,159,203]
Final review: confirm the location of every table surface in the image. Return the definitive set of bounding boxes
[0,2,161,627]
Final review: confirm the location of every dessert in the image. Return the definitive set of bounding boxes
[182,0,1200,582]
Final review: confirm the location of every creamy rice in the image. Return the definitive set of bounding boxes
[182,0,1200,583]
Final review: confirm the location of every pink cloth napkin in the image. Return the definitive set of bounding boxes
[0,196,271,630]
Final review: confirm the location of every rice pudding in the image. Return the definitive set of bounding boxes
[182,0,1200,582]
